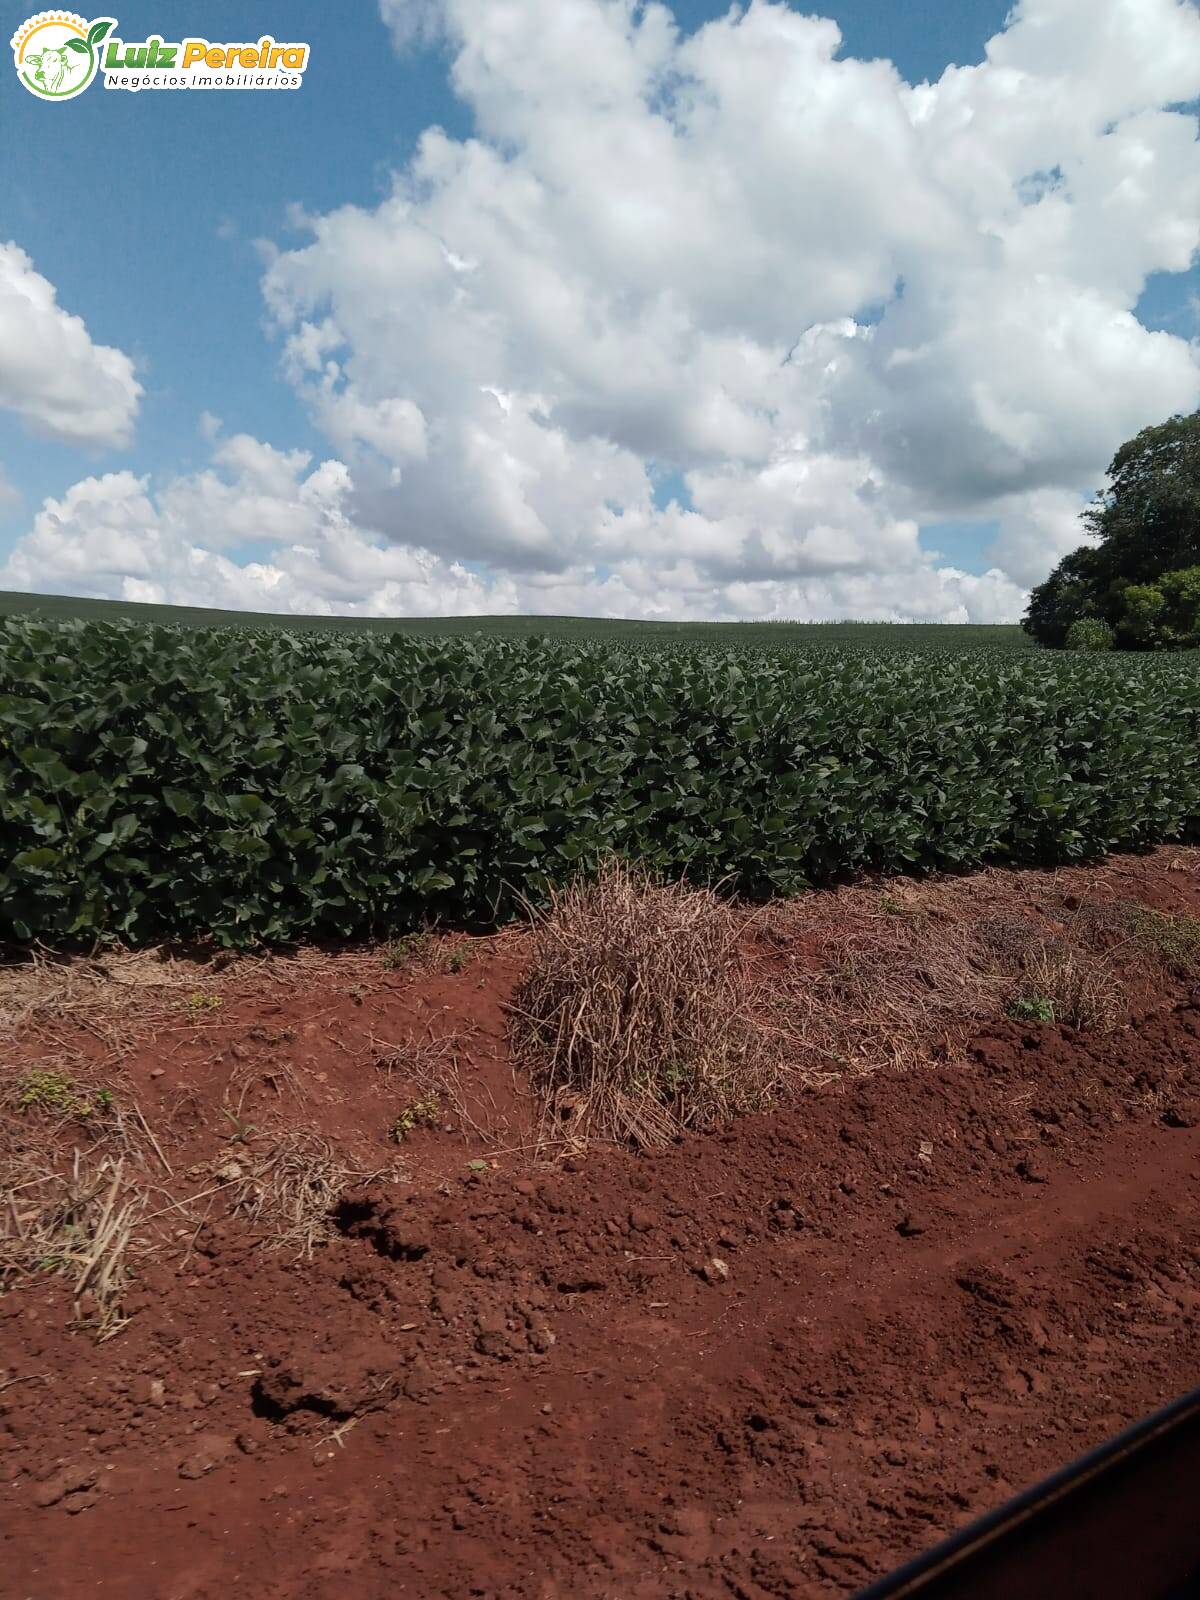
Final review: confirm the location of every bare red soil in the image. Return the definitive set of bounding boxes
[2,851,1199,1599]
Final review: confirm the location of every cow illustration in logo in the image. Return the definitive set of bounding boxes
[11,12,114,100]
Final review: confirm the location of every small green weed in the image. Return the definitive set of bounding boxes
[15,1070,114,1120]
[383,933,432,969]
[1007,995,1056,1024]
[879,892,927,923]
[185,991,223,1013]
[220,1106,257,1144]
[383,935,471,974]
[657,1060,696,1098]
[390,1097,441,1142]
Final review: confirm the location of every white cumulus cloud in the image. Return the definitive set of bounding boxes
[0,242,142,448]
[0,426,1029,622]
[0,437,500,617]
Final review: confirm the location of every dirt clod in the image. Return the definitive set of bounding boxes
[33,1465,96,1509]
[252,1339,399,1422]
[177,1433,233,1480]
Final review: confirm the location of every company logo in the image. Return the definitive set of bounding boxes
[11,12,114,100]
[11,13,309,96]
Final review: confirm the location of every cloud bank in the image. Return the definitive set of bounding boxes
[1,428,1023,621]
[7,0,1200,619]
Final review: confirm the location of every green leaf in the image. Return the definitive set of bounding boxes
[163,789,198,818]
[108,813,138,843]
[412,867,455,891]
[227,793,273,821]
[87,19,114,45]
[12,847,62,870]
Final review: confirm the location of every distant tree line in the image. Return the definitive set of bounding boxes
[1023,411,1200,650]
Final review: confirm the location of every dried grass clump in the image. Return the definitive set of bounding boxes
[1,1152,142,1340]
[0,948,229,1053]
[0,1059,169,1173]
[774,904,1010,1077]
[228,1132,357,1259]
[974,913,1042,965]
[1011,939,1124,1032]
[510,859,781,1148]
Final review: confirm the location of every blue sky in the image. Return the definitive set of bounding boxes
[1,0,1198,618]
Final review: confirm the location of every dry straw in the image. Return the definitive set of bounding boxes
[771,904,1009,1076]
[1,1151,142,1340]
[510,858,782,1148]
[1012,938,1124,1031]
[228,1132,359,1259]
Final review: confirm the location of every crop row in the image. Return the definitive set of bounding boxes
[2,617,1198,946]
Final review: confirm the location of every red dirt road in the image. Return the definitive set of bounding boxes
[2,855,1199,1599]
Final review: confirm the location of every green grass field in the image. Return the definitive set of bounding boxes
[0,589,1033,652]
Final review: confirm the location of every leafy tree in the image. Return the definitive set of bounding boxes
[1023,412,1200,648]
[1166,566,1200,647]
[1023,546,1106,648]
[1065,618,1114,652]
[1117,565,1200,650]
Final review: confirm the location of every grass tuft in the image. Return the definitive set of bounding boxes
[383,933,433,969]
[510,858,781,1149]
[1012,940,1123,1032]
[1127,904,1200,974]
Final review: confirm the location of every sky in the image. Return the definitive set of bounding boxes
[1,0,1198,623]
